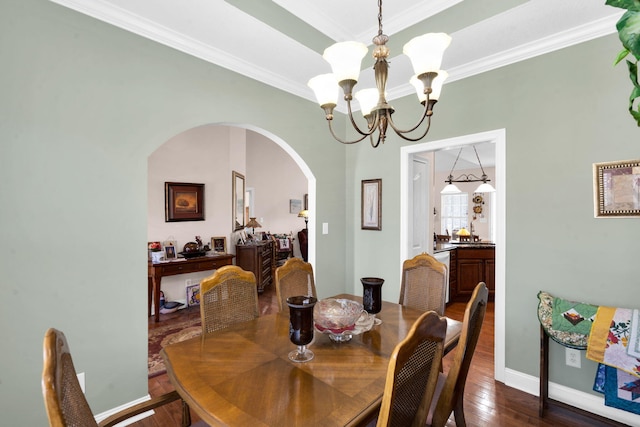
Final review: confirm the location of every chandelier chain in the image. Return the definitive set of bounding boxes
[377,0,383,36]
[473,146,487,176]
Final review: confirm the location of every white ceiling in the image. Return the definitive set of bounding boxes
[50,0,622,169]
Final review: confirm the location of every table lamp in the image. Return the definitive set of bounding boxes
[246,217,262,235]
[298,210,309,229]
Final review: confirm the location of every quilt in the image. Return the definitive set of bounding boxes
[587,306,640,378]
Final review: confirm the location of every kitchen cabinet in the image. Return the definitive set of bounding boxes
[452,247,495,302]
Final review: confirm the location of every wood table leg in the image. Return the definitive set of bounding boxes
[152,272,161,322]
[539,325,549,417]
[148,276,153,317]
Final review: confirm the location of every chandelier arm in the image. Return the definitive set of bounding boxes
[346,99,379,137]
[390,114,433,142]
[385,96,432,136]
[369,132,383,148]
[327,118,371,145]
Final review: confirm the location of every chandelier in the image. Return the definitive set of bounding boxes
[308,0,451,148]
[441,146,496,194]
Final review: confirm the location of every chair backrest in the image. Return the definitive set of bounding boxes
[376,311,447,427]
[399,253,448,316]
[275,257,317,313]
[430,282,489,427]
[199,265,260,335]
[42,328,99,427]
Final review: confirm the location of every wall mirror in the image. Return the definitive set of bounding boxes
[232,171,245,231]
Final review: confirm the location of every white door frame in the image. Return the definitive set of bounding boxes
[400,128,506,382]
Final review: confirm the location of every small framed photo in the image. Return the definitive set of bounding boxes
[593,159,640,217]
[211,236,227,254]
[362,179,382,230]
[186,284,200,307]
[165,182,205,222]
[164,244,177,260]
[290,199,302,214]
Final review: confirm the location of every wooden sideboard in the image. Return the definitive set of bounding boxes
[148,254,234,322]
[235,241,273,293]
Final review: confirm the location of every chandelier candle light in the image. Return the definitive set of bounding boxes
[308,0,451,147]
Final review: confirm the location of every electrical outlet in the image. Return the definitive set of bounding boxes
[565,348,581,368]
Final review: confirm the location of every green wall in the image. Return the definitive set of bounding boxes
[348,32,640,406]
[2,0,639,425]
[0,0,346,424]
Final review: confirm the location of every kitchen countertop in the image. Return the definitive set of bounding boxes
[435,242,495,252]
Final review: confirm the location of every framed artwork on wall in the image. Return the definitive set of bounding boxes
[361,179,382,230]
[232,171,245,231]
[593,159,640,218]
[165,182,205,222]
[290,199,302,214]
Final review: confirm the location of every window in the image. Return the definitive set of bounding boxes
[441,193,468,235]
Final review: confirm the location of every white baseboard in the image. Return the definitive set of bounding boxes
[504,368,640,426]
[94,395,154,426]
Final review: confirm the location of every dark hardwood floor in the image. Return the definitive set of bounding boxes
[135,286,620,426]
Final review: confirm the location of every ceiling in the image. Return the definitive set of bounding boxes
[51,0,622,169]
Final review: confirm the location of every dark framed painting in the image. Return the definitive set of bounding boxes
[593,159,640,218]
[361,178,382,230]
[165,182,205,222]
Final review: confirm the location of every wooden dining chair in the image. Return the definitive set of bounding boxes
[376,311,447,427]
[399,253,448,316]
[199,265,260,335]
[42,328,191,427]
[427,282,489,427]
[274,257,317,313]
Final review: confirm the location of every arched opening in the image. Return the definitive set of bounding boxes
[148,123,315,307]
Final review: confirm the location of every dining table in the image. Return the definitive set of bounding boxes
[161,293,462,427]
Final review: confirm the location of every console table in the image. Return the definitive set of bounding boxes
[148,254,234,322]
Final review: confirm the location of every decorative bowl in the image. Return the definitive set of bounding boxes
[178,250,208,259]
[314,298,365,342]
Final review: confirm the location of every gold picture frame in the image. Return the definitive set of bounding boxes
[593,159,640,217]
[232,171,245,231]
[211,236,227,254]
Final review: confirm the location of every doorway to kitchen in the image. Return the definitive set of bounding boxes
[400,128,506,382]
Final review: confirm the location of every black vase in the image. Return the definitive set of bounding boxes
[361,277,384,318]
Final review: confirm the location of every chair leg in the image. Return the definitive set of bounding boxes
[181,400,191,427]
[453,396,466,427]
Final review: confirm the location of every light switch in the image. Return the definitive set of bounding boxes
[322,223,329,234]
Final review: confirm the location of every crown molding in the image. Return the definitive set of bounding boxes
[50,0,623,110]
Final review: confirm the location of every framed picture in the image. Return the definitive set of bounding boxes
[593,159,640,217]
[164,244,177,260]
[304,193,308,210]
[232,171,245,231]
[165,182,205,222]
[186,284,200,307]
[290,199,302,214]
[211,236,227,254]
[361,179,382,230]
